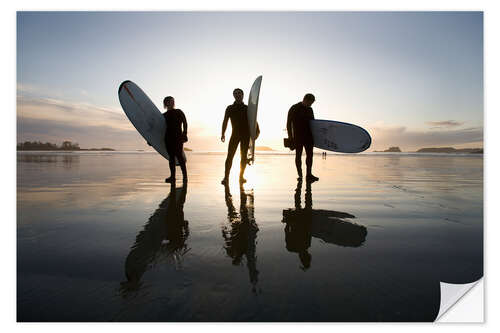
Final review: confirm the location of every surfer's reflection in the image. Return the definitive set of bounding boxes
[221,184,259,293]
[282,180,367,270]
[120,183,189,294]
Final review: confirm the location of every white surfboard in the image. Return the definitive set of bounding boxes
[118,80,186,165]
[247,76,262,164]
[310,119,371,153]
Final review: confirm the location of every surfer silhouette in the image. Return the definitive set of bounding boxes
[222,183,260,293]
[286,94,319,182]
[163,96,188,183]
[221,88,260,185]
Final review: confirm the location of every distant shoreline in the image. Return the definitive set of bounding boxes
[18,142,483,155]
[373,146,483,154]
[17,148,115,151]
[17,150,483,156]
[17,141,115,152]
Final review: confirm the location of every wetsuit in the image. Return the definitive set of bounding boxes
[287,102,315,177]
[222,102,259,179]
[163,108,187,179]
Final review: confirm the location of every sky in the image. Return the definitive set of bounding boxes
[16,11,483,151]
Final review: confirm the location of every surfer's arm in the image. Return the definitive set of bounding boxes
[256,122,260,139]
[221,108,230,141]
[286,107,294,138]
[181,111,188,135]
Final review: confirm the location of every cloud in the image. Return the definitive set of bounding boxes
[368,124,483,151]
[17,93,146,149]
[17,116,140,149]
[425,120,464,129]
[17,83,38,93]
[17,94,132,131]
[16,94,220,150]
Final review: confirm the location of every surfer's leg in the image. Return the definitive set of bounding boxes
[305,144,313,175]
[223,135,238,182]
[239,137,249,182]
[177,144,187,180]
[305,144,318,182]
[295,143,303,179]
[166,145,176,182]
[179,163,187,180]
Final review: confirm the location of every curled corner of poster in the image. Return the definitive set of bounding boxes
[436,278,484,323]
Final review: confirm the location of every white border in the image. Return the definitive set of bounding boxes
[5,0,497,331]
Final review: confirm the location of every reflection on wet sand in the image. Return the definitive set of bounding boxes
[282,180,367,269]
[222,184,259,293]
[120,183,189,294]
[18,153,80,166]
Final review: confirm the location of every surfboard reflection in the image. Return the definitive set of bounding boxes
[120,183,189,295]
[222,184,260,293]
[282,180,367,270]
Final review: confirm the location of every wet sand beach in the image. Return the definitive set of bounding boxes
[17,151,483,321]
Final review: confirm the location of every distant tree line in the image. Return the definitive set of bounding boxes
[374,146,401,152]
[17,141,81,151]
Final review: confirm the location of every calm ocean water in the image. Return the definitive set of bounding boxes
[17,151,483,321]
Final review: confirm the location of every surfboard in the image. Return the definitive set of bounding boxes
[247,76,262,165]
[118,80,186,165]
[310,119,371,153]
